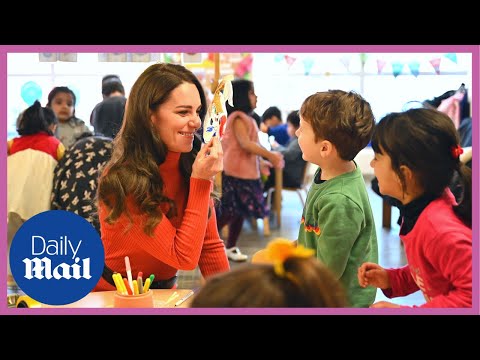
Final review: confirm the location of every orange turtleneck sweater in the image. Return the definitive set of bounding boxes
[94,151,230,291]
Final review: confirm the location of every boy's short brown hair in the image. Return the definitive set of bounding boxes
[300,90,375,161]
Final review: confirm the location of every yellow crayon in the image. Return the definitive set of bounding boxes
[116,274,128,295]
[112,273,122,293]
[133,280,139,295]
[143,278,151,292]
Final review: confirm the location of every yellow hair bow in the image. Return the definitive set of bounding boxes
[252,238,314,280]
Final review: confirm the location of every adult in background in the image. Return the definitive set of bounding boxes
[51,133,113,234]
[90,74,127,139]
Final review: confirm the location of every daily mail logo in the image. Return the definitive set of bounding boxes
[10,211,104,306]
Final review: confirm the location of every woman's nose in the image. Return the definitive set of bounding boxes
[189,115,201,129]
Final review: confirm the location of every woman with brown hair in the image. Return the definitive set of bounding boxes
[94,63,229,292]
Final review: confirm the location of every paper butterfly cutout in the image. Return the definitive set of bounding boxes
[203,75,234,143]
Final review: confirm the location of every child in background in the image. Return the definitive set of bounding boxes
[260,106,290,146]
[216,79,284,262]
[263,110,307,190]
[47,86,91,149]
[358,108,472,308]
[191,238,347,307]
[296,90,378,307]
[7,100,65,286]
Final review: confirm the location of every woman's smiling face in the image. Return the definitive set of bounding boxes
[150,82,202,153]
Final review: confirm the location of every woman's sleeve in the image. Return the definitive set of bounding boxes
[197,200,230,278]
[100,177,214,271]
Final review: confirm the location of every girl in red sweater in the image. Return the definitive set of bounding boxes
[94,63,229,292]
[358,108,472,308]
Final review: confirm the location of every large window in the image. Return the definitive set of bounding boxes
[7,52,472,139]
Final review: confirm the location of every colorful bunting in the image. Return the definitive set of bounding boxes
[391,62,404,77]
[376,59,386,74]
[444,53,457,63]
[274,54,284,62]
[303,58,314,75]
[429,58,441,74]
[340,55,351,71]
[284,55,296,68]
[359,53,368,66]
[408,61,420,77]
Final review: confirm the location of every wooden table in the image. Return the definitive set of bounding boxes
[17,289,195,308]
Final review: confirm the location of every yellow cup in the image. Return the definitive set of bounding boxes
[113,290,154,308]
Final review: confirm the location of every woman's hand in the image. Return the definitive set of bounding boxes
[191,136,223,180]
[357,262,390,289]
[369,301,400,308]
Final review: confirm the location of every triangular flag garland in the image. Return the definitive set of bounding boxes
[444,53,457,64]
[377,59,387,74]
[340,55,352,71]
[408,61,420,77]
[303,58,314,75]
[274,54,284,63]
[392,62,404,78]
[429,58,442,75]
[284,55,297,68]
[359,53,368,66]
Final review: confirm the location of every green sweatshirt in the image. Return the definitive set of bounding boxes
[297,163,378,307]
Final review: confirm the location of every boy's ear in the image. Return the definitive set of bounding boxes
[319,140,333,157]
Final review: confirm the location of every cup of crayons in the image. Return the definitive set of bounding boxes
[113,256,155,308]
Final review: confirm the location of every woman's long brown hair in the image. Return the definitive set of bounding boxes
[97,63,207,236]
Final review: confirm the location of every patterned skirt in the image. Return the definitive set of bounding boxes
[216,173,268,219]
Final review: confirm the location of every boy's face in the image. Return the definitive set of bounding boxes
[296,116,321,164]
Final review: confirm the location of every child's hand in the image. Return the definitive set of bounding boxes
[269,151,284,169]
[260,159,272,176]
[369,301,400,308]
[357,262,390,289]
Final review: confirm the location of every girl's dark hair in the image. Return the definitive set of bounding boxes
[372,108,471,227]
[17,100,57,136]
[191,256,348,308]
[97,63,207,236]
[226,79,254,115]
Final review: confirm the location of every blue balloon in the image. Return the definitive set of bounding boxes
[21,81,42,105]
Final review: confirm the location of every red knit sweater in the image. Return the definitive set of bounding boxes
[94,152,230,291]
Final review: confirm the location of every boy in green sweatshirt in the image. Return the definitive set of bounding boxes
[296,90,378,307]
